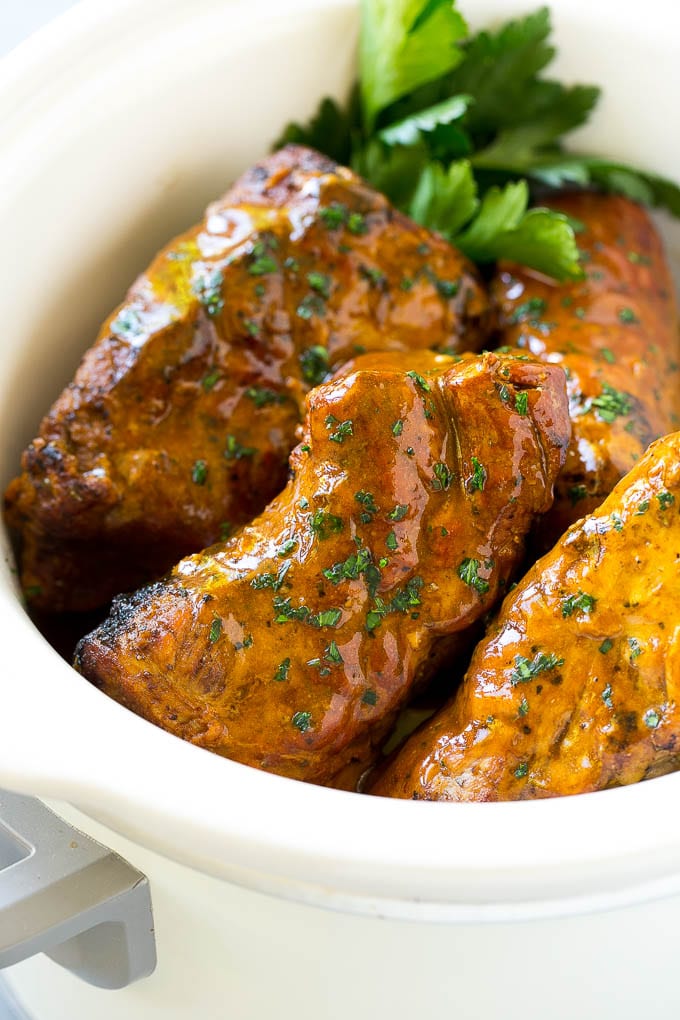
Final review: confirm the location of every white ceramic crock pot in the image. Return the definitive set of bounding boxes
[2,0,680,1016]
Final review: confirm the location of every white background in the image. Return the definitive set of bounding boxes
[0,0,79,56]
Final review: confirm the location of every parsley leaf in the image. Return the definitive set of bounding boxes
[360,0,468,129]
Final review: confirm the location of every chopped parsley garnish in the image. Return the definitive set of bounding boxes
[366,576,424,631]
[307,271,332,298]
[325,641,343,664]
[360,265,387,288]
[323,547,372,584]
[509,297,546,324]
[392,419,404,437]
[601,348,615,364]
[202,369,221,391]
[568,484,588,505]
[629,637,643,660]
[326,418,354,443]
[311,608,343,628]
[610,513,624,532]
[618,307,639,325]
[515,392,528,416]
[457,557,489,595]
[274,658,291,682]
[362,689,378,706]
[248,254,278,276]
[208,618,222,643]
[297,293,327,320]
[225,435,256,460]
[111,306,145,341]
[432,462,453,491]
[587,383,633,424]
[510,651,564,684]
[245,386,285,408]
[636,500,650,516]
[386,531,398,551]
[291,711,312,733]
[388,504,408,521]
[251,562,290,592]
[355,490,379,522]
[467,456,486,492]
[273,597,310,623]
[518,697,529,717]
[310,510,344,540]
[319,203,348,228]
[193,268,224,317]
[657,491,675,511]
[300,345,330,385]
[599,638,614,654]
[602,682,613,708]
[278,540,297,557]
[644,708,660,729]
[348,212,368,235]
[406,369,431,392]
[192,459,208,485]
[514,762,529,779]
[561,591,597,617]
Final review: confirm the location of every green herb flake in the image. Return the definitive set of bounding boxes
[325,641,343,664]
[629,637,643,660]
[354,490,379,523]
[291,711,312,733]
[319,203,348,229]
[192,459,208,486]
[561,591,597,617]
[588,383,632,424]
[193,268,224,317]
[568,484,588,506]
[618,307,639,325]
[386,531,398,551]
[300,345,330,386]
[509,297,546,324]
[599,638,614,655]
[514,762,529,779]
[657,491,675,511]
[457,557,490,595]
[515,391,528,416]
[323,547,372,585]
[273,596,310,623]
[348,212,368,235]
[209,618,222,644]
[601,348,616,364]
[362,689,378,706]
[312,608,343,628]
[610,513,624,532]
[278,539,297,557]
[274,658,291,682]
[468,456,487,493]
[388,504,409,522]
[297,293,327,320]
[307,271,332,298]
[202,369,221,391]
[392,419,404,437]
[327,419,354,443]
[360,265,387,289]
[510,651,564,684]
[432,462,453,491]
[602,683,613,708]
[225,435,256,460]
[251,562,290,592]
[406,369,431,392]
[636,500,650,516]
[248,254,278,276]
[111,307,145,341]
[310,510,344,540]
[245,386,285,408]
[644,708,661,729]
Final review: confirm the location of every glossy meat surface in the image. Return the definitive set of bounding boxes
[74,350,569,786]
[372,432,680,801]
[4,145,489,612]
[492,192,680,545]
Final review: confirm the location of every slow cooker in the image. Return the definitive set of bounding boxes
[2,0,680,1016]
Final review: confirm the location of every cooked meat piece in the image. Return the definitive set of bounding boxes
[371,431,680,801]
[74,350,569,787]
[3,145,490,613]
[492,191,680,546]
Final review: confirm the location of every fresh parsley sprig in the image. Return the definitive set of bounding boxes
[274,2,680,280]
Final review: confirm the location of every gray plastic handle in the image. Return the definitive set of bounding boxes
[0,789,156,989]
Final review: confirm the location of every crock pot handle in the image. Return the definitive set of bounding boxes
[0,788,156,989]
